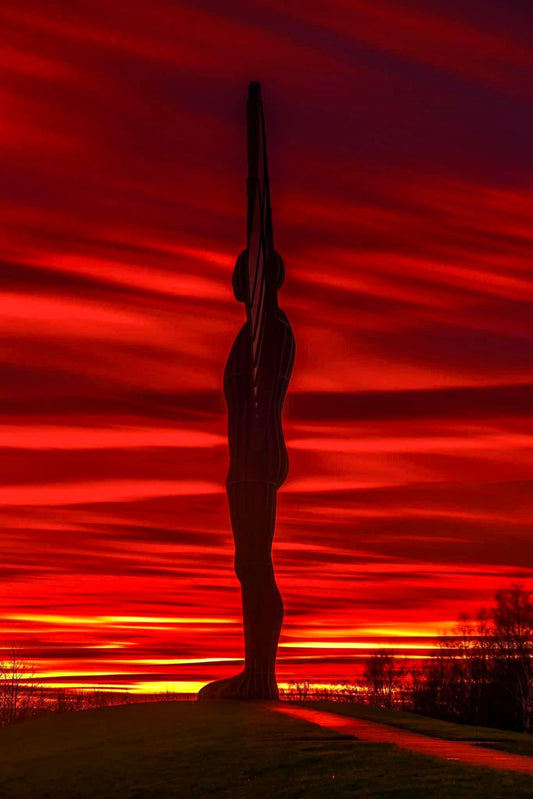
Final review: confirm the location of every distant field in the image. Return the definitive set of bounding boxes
[0,702,532,798]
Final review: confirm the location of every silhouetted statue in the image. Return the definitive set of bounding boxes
[198,82,295,701]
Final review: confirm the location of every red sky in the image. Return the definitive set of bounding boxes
[1,0,533,693]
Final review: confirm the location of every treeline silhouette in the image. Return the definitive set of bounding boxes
[0,648,193,728]
[411,584,533,732]
[282,585,533,734]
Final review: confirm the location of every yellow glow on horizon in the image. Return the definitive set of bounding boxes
[357,625,454,637]
[33,680,205,694]
[116,657,237,666]
[7,613,235,627]
[130,681,205,694]
[283,625,450,640]
[280,641,436,650]
[103,616,234,625]
[40,682,131,691]
[37,670,126,679]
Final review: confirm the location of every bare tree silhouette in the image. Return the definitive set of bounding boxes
[363,650,405,709]
[0,646,41,726]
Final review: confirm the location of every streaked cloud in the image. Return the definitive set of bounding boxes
[1,0,532,691]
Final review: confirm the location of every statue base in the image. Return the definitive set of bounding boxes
[197,669,279,702]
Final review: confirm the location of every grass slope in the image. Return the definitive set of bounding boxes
[0,702,531,798]
[302,701,533,757]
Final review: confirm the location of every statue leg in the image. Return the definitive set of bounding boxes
[233,480,283,695]
[197,480,282,701]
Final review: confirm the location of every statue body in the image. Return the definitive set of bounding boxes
[198,83,294,701]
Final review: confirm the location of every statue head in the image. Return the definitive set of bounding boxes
[232,249,285,303]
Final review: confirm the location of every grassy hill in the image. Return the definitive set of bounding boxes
[0,701,532,798]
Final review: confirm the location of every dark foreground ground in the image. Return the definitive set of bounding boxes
[0,701,533,798]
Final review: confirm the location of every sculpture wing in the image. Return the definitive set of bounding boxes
[246,81,273,391]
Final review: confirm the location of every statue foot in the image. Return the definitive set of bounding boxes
[197,669,279,702]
